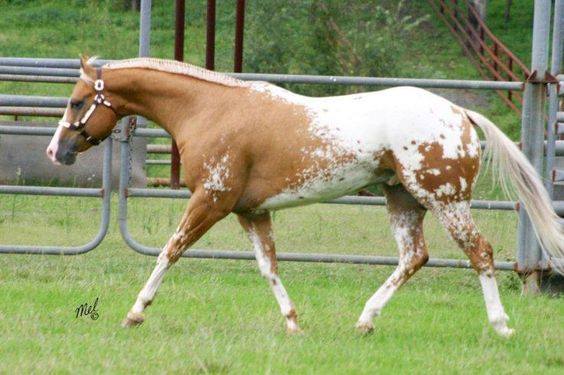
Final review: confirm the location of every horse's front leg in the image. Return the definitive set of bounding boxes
[122,189,232,327]
[237,212,301,333]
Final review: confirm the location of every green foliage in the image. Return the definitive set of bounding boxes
[245,0,428,95]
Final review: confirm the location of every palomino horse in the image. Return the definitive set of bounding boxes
[47,56,564,337]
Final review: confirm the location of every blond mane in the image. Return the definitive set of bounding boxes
[102,57,246,87]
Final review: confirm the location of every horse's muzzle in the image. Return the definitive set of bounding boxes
[46,140,77,165]
[57,150,77,165]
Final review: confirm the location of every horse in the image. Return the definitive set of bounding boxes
[46,56,564,337]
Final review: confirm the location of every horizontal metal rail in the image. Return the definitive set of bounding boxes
[0,70,526,91]
[147,144,171,153]
[126,245,517,271]
[0,94,67,107]
[146,159,171,165]
[0,185,102,197]
[0,125,57,135]
[0,66,79,77]
[0,74,77,83]
[0,57,524,90]
[0,57,110,68]
[0,125,170,137]
[234,73,524,90]
[127,187,564,214]
[0,107,64,117]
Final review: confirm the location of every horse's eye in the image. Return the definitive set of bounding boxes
[70,100,84,110]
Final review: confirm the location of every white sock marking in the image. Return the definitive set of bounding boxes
[249,229,296,325]
[478,272,513,336]
[131,252,170,314]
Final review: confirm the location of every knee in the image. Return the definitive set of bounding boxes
[412,251,429,270]
[417,252,429,268]
[165,233,186,263]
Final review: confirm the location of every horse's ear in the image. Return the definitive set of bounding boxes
[79,54,95,78]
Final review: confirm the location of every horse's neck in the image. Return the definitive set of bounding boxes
[109,68,238,140]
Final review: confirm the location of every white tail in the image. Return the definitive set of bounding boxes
[466,110,564,274]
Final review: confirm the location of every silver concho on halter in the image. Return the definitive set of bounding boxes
[94,79,104,91]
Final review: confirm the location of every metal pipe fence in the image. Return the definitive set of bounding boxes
[0,128,113,255]
[545,0,564,198]
[0,0,561,281]
[0,63,526,90]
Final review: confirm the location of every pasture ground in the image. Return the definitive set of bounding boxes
[1,195,562,373]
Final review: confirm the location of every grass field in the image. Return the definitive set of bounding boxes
[1,196,563,373]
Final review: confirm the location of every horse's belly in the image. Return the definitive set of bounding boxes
[257,163,389,210]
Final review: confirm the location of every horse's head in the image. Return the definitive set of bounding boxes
[46,55,122,165]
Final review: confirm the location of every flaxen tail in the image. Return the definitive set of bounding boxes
[465,110,564,274]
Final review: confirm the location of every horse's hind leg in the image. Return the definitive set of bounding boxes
[237,212,301,333]
[356,184,429,333]
[432,201,514,337]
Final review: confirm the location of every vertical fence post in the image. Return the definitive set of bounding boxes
[234,0,246,72]
[136,0,151,133]
[517,0,552,294]
[206,0,216,70]
[545,0,563,198]
[507,57,513,102]
[170,0,185,189]
[139,0,151,58]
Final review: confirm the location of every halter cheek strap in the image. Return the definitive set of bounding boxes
[58,68,118,146]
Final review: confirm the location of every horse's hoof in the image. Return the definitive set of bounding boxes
[121,312,144,328]
[286,319,303,334]
[494,325,515,338]
[286,325,303,335]
[491,318,514,338]
[355,321,374,335]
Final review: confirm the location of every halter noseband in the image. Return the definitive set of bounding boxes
[58,68,118,146]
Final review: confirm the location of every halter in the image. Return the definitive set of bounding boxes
[58,68,118,146]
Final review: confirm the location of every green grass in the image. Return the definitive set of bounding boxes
[1,195,563,373]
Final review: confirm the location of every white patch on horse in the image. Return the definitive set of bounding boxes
[46,107,73,164]
[248,228,297,330]
[479,273,513,337]
[203,154,232,201]
[392,213,417,252]
[435,183,456,198]
[459,177,468,191]
[249,82,298,104]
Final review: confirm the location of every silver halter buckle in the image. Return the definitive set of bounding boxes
[94,79,104,91]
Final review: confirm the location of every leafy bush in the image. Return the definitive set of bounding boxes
[245,0,429,96]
